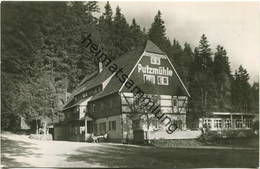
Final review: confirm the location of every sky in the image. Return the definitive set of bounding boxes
[98,1,260,84]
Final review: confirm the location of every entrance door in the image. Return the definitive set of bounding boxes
[133,130,144,144]
[132,119,144,144]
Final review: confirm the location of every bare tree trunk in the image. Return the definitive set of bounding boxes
[43,121,47,135]
[35,119,38,134]
[205,91,208,110]
[145,114,151,144]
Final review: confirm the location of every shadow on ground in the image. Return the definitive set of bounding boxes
[1,136,42,167]
[65,143,259,168]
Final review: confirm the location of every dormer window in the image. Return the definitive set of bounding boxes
[151,57,160,65]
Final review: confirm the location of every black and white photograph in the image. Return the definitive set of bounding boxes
[1,0,259,168]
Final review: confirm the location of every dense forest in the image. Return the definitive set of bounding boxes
[1,1,258,131]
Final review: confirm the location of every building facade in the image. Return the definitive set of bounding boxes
[199,112,256,131]
[61,40,195,142]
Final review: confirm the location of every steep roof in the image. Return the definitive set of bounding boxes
[144,40,165,55]
[63,44,145,109]
[90,46,144,101]
[63,40,190,108]
[78,70,99,87]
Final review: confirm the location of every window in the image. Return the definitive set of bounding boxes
[92,104,96,112]
[109,121,116,131]
[83,91,88,98]
[214,119,222,129]
[93,123,97,134]
[204,119,212,128]
[152,120,159,129]
[151,57,160,65]
[173,100,177,106]
[74,127,78,135]
[110,100,113,108]
[99,122,106,134]
[157,76,169,85]
[224,119,231,128]
[144,74,155,84]
[244,119,252,128]
[132,120,141,130]
[172,97,178,113]
[235,120,242,128]
[109,121,111,130]
[100,102,104,110]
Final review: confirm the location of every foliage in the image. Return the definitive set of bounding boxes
[1,2,258,132]
[231,66,255,113]
[200,130,256,144]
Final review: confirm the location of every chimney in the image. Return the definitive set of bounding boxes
[98,62,103,73]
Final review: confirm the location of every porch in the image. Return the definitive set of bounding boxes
[199,112,256,131]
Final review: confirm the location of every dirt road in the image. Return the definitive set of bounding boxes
[1,133,258,168]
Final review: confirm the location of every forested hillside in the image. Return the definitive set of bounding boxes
[1,1,258,131]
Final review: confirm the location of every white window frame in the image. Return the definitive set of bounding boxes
[244,119,252,128]
[112,121,116,130]
[235,119,243,128]
[213,119,222,129]
[109,121,116,131]
[144,74,155,84]
[151,57,160,65]
[204,119,212,128]
[224,119,231,128]
[157,76,169,85]
[100,102,104,110]
[92,104,96,112]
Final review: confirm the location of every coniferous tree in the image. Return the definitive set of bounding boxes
[189,34,216,119]
[250,82,259,114]
[1,1,100,130]
[181,42,193,85]
[2,2,258,132]
[102,1,113,25]
[130,18,146,47]
[148,10,167,49]
[112,6,133,57]
[231,65,251,113]
[213,45,232,111]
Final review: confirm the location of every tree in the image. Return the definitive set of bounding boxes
[213,45,232,111]
[198,34,213,71]
[130,18,146,47]
[231,65,251,113]
[181,43,194,85]
[148,10,167,47]
[101,1,113,25]
[1,1,99,131]
[189,34,216,121]
[112,6,133,57]
[121,82,160,143]
[250,82,259,114]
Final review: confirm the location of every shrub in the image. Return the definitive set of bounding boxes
[199,131,221,143]
[200,129,256,144]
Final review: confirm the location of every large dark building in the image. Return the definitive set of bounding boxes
[61,40,198,142]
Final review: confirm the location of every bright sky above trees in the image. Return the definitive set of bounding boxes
[99,1,260,84]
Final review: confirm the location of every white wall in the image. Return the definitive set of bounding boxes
[95,114,123,139]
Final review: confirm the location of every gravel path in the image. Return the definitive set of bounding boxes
[1,133,259,168]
